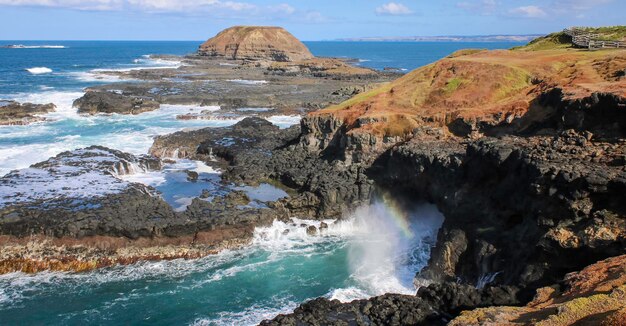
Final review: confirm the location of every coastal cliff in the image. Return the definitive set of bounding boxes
[261,45,626,323]
[1,25,625,325]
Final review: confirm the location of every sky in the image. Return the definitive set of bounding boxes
[0,0,624,40]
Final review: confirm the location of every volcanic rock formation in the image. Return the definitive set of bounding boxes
[0,100,55,125]
[198,26,314,62]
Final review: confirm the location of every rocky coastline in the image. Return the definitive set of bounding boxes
[0,26,625,325]
[0,100,56,125]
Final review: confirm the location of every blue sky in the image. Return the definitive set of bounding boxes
[0,0,624,40]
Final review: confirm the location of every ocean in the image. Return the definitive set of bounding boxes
[0,40,522,325]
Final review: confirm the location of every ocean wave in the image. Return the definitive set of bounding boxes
[69,55,182,83]
[4,45,66,49]
[265,115,301,129]
[25,67,53,75]
[227,79,268,85]
[70,71,126,83]
[133,55,182,68]
[191,299,299,326]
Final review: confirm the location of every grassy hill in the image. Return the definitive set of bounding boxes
[311,41,626,138]
[514,26,626,51]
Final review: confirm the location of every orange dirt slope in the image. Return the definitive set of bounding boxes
[312,48,626,137]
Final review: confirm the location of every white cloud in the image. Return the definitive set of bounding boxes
[269,3,296,15]
[457,0,498,15]
[552,0,613,11]
[375,2,413,15]
[509,5,547,18]
[0,0,122,10]
[304,11,325,22]
[0,0,257,12]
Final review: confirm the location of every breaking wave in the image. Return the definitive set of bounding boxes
[25,67,53,74]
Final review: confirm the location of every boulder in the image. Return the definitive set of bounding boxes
[73,91,159,115]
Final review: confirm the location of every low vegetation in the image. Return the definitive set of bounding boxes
[513,32,573,51]
[514,26,626,51]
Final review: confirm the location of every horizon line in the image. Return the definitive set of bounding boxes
[0,33,545,43]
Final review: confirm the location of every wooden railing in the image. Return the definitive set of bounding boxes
[564,27,626,50]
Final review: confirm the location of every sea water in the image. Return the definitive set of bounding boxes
[0,40,522,325]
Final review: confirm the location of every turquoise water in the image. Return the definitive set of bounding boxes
[0,40,519,324]
[0,203,444,325]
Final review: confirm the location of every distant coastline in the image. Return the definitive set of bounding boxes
[335,34,541,42]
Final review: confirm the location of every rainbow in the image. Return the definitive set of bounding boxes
[380,193,414,239]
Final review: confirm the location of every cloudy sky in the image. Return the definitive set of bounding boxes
[0,0,623,40]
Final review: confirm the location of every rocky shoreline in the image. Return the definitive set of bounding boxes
[0,100,56,125]
[0,26,624,325]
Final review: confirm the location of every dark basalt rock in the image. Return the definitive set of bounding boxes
[261,282,521,326]
[0,145,286,239]
[150,117,375,219]
[259,91,626,323]
[0,100,56,125]
[73,91,160,115]
[369,94,626,289]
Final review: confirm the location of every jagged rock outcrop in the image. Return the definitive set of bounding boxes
[73,91,160,115]
[198,26,314,62]
[262,282,520,326]
[449,254,626,325]
[0,100,55,125]
[261,47,626,324]
[150,117,374,219]
[0,145,290,273]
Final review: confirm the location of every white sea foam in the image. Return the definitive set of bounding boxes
[0,203,443,322]
[70,55,181,83]
[192,299,299,326]
[227,79,268,85]
[252,218,342,252]
[6,45,66,49]
[25,67,53,74]
[9,91,83,119]
[328,201,444,302]
[0,100,242,176]
[0,147,139,207]
[266,115,301,129]
[236,107,273,112]
[70,71,127,82]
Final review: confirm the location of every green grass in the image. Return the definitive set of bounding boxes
[513,26,626,51]
[577,26,626,41]
[444,77,464,93]
[512,32,573,51]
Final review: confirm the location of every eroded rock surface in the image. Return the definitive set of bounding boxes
[150,117,374,219]
[262,282,520,326]
[449,254,626,325]
[198,26,313,62]
[73,91,160,115]
[0,145,289,273]
[0,100,55,125]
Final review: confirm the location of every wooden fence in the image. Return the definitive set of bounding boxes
[564,28,626,50]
